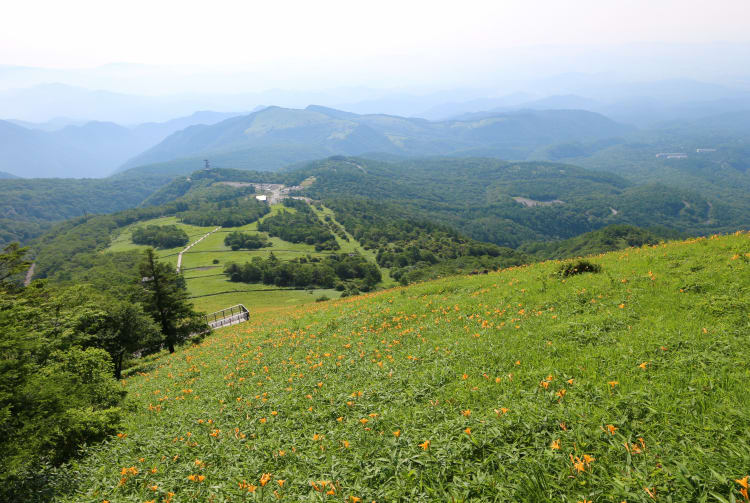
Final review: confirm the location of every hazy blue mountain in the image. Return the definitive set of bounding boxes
[6,117,88,131]
[516,94,602,111]
[434,79,750,126]
[0,111,243,178]
[119,105,632,176]
[0,170,19,179]
[417,93,535,120]
[600,97,750,127]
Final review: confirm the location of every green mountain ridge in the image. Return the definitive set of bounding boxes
[117,106,633,175]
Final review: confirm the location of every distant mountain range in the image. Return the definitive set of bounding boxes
[4,76,750,179]
[0,111,242,178]
[434,80,750,126]
[0,170,19,179]
[117,105,633,176]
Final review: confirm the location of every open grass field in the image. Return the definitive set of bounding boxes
[104,204,345,313]
[106,216,218,268]
[58,232,750,502]
[179,204,338,312]
[105,204,350,313]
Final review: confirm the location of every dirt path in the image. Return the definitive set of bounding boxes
[23,262,35,286]
[177,227,220,272]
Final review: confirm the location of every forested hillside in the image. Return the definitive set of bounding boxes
[0,176,170,246]
[290,157,744,247]
[28,154,750,292]
[117,106,632,174]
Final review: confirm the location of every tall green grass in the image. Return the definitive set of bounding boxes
[58,232,750,502]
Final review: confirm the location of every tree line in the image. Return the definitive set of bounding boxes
[178,198,269,227]
[224,252,381,291]
[224,230,271,250]
[131,224,189,249]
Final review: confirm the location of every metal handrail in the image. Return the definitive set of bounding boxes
[205,304,250,329]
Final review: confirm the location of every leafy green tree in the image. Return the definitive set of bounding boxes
[132,224,189,249]
[138,249,207,353]
[0,242,31,290]
[224,230,271,250]
[0,283,125,501]
[97,301,161,379]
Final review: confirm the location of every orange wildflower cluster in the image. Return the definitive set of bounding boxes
[570,454,595,474]
[624,437,646,454]
[310,480,337,495]
[117,466,138,486]
[238,480,258,492]
[602,424,617,435]
[736,476,749,501]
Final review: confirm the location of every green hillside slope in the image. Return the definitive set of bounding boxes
[292,157,742,246]
[57,231,750,502]
[0,176,171,246]
[118,106,632,174]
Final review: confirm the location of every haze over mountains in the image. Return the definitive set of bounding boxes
[2,71,750,179]
[0,111,242,178]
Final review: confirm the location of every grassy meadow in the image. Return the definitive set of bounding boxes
[57,232,750,502]
[105,205,340,313]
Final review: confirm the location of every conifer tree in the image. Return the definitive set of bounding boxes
[138,249,206,353]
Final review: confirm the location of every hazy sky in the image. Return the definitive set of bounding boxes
[2,0,750,94]
[3,0,749,67]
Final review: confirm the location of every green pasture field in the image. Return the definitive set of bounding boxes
[105,216,217,268]
[192,287,341,315]
[99,205,335,313]
[170,203,339,312]
[59,232,750,502]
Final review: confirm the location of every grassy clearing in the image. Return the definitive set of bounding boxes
[101,206,339,313]
[171,204,337,312]
[107,216,215,256]
[59,232,750,502]
[195,288,341,315]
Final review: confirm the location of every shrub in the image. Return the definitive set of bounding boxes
[131,225,189,249]
[315,295,330,302]
[558,259,602,277]
[224,231,270,250]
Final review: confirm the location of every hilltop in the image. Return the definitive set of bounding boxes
[54,231,750,502]
[118,106,632,174]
